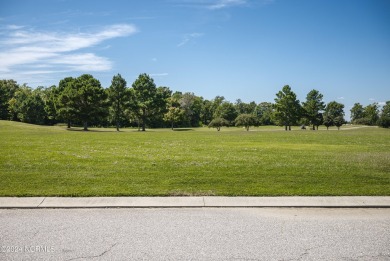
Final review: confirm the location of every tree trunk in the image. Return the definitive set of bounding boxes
[83,121,88,131]
[246,126,249,131]
[116,121,120,132]
[67,119,71,129]
[217,127,220,131]
[285,125,288,131]
[289,125,291,131]
[171,121,174,130]
[141,109,146,131]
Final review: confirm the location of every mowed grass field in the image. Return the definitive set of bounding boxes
[1,120,389,196]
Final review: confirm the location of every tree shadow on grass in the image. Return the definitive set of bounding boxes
[172,128,194,131]
[65,128,117,132]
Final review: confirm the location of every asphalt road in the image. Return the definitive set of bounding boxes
[1,208,389,260]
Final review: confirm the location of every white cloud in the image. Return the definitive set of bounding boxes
[49,53,112,71]
[0,24,137,83]
[6,25,25,30]
[177,32,203,47]
[150,73,169,77]
[207,0,247,10]
[337,97,345,100]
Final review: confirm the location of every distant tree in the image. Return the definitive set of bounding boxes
[39,85,60,125]
[235,114,257,131]
[254,102,274,125]
[208,117,229,131]
[131,74,166,131]
[350,103,364,124]
[164,106,185,130]
[324,101,345,130]
[378,101,390,128]
[201,99,214,126]
[214,102,238,125]
[235,99,257,115]
[302,89,325,130]
[0,79,19,120]
[333,116,345,130]
[149,86,172,128]
[8,86,46,124]
[57,77,77,128]
[107,74,128,131]
[273,85,302,130]
[323,114,333,130]
[72,74,108,131]
[363,103,379,126]
[179,92,203,127]
[212,96,225,110]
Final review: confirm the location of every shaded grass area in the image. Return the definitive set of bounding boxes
[0,120,389,196]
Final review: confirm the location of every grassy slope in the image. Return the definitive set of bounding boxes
[0,120,389,196]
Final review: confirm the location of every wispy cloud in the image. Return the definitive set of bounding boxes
[6,24,25,30]
[150,73,169,77]
[177,32,203,47]
[207,0,247,10]
[337,97,345,100]
[174,0,249,10]
[0,23,137,84]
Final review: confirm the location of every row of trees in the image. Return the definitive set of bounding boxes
[350,102,390,127]
[1,75,389,131]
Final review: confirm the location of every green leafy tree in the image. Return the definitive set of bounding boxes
[208,117,229,131]
[57,77,77,128]
[179,92,195,122]
[107,74,128,131]
[214,101,238,125]
[235,99,257,115]
[378,101,390,128]
[333,116,345,130]
[324,101,345,130]
[0,79,20,120]
[164,106,185,130]
[323,114,333,130]
[131,73,166,131]
[254,102,274,125]
[60,74,108,131]
[273,85,302,130]
[8,86,46,124]
[302,89,325,130]
[148,86,172,128]
[200,99,214,126]
[75,74,108,130]
[40,85,60,125]
[350,103,364,124]
[363,103,379,126]
[235,114,257,131]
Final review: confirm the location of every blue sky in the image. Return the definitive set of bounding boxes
[1,0,389,119]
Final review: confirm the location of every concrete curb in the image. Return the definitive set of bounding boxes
[0,196,389,208]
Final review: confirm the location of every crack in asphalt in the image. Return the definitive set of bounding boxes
[65,243,118,261]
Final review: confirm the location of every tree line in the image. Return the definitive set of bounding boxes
[0,74,389,131]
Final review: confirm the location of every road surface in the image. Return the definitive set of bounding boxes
[1,208,389,260]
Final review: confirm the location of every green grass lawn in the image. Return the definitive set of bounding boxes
[1,120,389,196]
